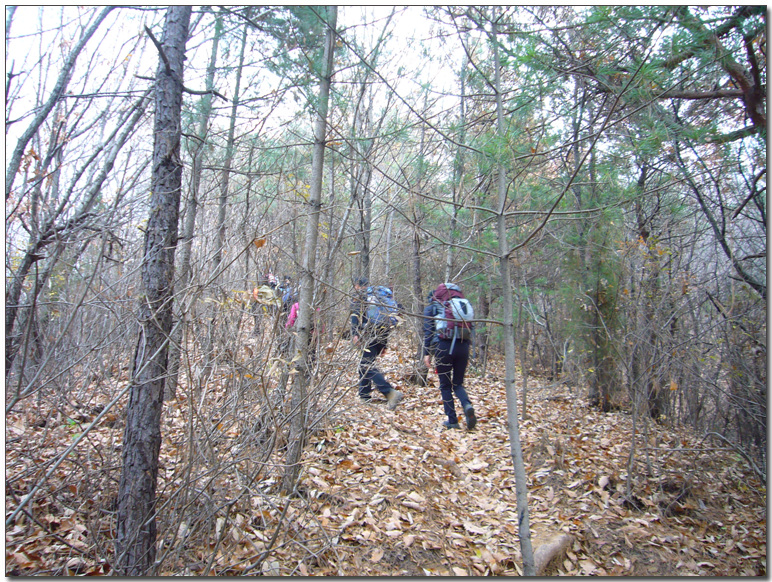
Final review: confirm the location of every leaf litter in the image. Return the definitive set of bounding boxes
[5,331,766,576]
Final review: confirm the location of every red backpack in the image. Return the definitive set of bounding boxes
[433,283,474,351]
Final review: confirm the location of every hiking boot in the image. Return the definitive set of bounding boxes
[386,389,403,411]
[464,405,477,430]
[443,420,461,430]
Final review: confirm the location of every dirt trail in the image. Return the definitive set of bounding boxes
[293,335,767,576]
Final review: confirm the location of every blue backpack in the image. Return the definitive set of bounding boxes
[365,286,399,328]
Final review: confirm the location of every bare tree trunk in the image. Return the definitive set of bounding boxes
[385,207,394,282]
[410,208,429,385]
[321,149,351,340]
[281,5,337,495]
[166,8,223,400]
[322,172,356,337]
[354,167,372,281]
[213,12,249,272]
[200,12,249,384]
[411,223,423,305]
[492,15,535,576]
[630,164,667,420]
[409,93,431,376]
[5,6,16,54]
[516,288,529,420]
[115,7,191,575]
[243,140,256,283]
[445,52,467,281]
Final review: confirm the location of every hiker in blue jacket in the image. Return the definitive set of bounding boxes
[350,277,403,411]
[422,285,477,430]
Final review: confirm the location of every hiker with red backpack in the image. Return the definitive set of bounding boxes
[350,277,403,411]
[422,283,477,430]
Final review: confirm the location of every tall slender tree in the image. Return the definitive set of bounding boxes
[491,10,535,575]
[213,11,250,273]
[166,8,225,400]
[281,5,337,494]
[115,6,192,575]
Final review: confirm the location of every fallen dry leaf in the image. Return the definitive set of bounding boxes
[463,522,487,535]
[3,330,765,578]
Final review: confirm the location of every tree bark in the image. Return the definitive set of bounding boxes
[280,5,337,495]
[115,6,191,575]
[492,14,535,576]
[534,534,574,575]
[352,86,374,281]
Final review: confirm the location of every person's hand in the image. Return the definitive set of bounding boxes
[424,355,431,369]
[352,334,360,346]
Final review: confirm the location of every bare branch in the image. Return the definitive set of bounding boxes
[144,25,172,76]
[182,84,228,101]
[6,6,116,200]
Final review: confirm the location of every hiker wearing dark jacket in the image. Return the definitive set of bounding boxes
[422,286,477,430]
[350,277,403,410]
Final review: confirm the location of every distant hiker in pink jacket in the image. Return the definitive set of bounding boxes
[285,302,322,363]
[285,302,300,329]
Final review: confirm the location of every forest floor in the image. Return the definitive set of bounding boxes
[270,336,767,577]
[5,332,767,576]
